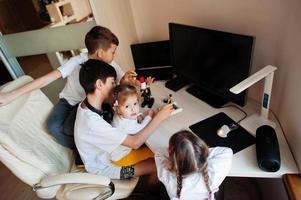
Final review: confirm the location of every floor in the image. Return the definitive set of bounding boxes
[122,176,263,200]
[17,54,66,103]
[0,162,52,200]
[18,54,53,79]
[0,161,269,200]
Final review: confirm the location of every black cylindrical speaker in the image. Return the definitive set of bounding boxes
[256,125,281,172]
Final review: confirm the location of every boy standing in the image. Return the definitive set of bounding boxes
[75,59,173,180]
[0,26,136,148]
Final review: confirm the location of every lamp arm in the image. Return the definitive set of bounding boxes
[230,65,277,120]
[230,65,277,94]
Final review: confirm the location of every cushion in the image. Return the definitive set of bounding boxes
[0,76,73,198]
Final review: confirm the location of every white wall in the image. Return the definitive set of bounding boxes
[129,0,301,171]
[129,0,287,101]
[89,0,138,72]
[271,0,301,172]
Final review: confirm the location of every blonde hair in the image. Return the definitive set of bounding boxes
[113,84,138,107]
[168,130,211,199]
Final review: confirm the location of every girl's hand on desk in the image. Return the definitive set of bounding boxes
[154,104,174,121]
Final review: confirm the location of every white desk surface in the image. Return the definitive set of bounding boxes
[145,81,298,178]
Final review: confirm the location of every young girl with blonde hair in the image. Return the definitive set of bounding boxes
[155,130,233,200]
[110,84,156,167]
[111,84,155,135]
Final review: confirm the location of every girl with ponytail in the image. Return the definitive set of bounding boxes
[155,130,233,200]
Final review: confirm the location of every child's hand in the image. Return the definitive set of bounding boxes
[137,114,144,123]
[154,104,174,122]
[146,76,155,85]
[147,109,155,118]
[122,70,140,86]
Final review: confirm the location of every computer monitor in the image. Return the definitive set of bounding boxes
[169,23,254,107]
[131,40,173,80]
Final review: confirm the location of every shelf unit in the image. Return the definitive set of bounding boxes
[46,0,76,26]
[44,0,91,68]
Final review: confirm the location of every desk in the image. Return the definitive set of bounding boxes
[145,81,298,178]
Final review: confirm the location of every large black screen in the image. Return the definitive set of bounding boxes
[169,23,254,107]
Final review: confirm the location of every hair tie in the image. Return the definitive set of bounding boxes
[113,100,119,107]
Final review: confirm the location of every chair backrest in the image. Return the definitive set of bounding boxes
[0,76,74,198]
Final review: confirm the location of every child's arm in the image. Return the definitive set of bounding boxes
[0,70,62,106]
[121,115,152,135]
[120,70,140,86]
[126,109,156,134]
[109,60,139,86]
[137,109,155,123]
[145,76,155,85]
[154,148,172,184]
[121,104,174,149]
[207,147,233,188]
[0,55,85,107]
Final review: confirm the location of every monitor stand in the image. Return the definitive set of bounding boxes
[165,76,189,91]
[186,85,229,108]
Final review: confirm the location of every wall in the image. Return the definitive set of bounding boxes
[89,0,138,72]
[271,0,301,172]
[71,0,92,21]
[130,0,286,100]
[128,0,301,171]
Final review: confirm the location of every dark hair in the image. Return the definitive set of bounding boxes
[79,59,117,94]
[168,130,211,199]
[85,26,119,54]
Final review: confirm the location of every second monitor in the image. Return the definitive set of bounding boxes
[131,40,173,80]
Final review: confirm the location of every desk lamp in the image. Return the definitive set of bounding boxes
[230,65,277,134]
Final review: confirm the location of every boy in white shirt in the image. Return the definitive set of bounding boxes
[0,26,136,148]
[75,59,173,180]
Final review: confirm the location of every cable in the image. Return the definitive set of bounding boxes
[221,104,248,123]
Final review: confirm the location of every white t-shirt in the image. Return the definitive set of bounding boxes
[74,102,130,179]
[155,147,233,200]
[58,54,125,105]
[110,115,152,160]
[111,115,152,135]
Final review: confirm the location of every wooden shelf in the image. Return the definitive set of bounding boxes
[46,0,76,25]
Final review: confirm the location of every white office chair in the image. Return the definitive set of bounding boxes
[0,76,139,200]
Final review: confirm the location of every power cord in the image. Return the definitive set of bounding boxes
[221,104,248,123]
